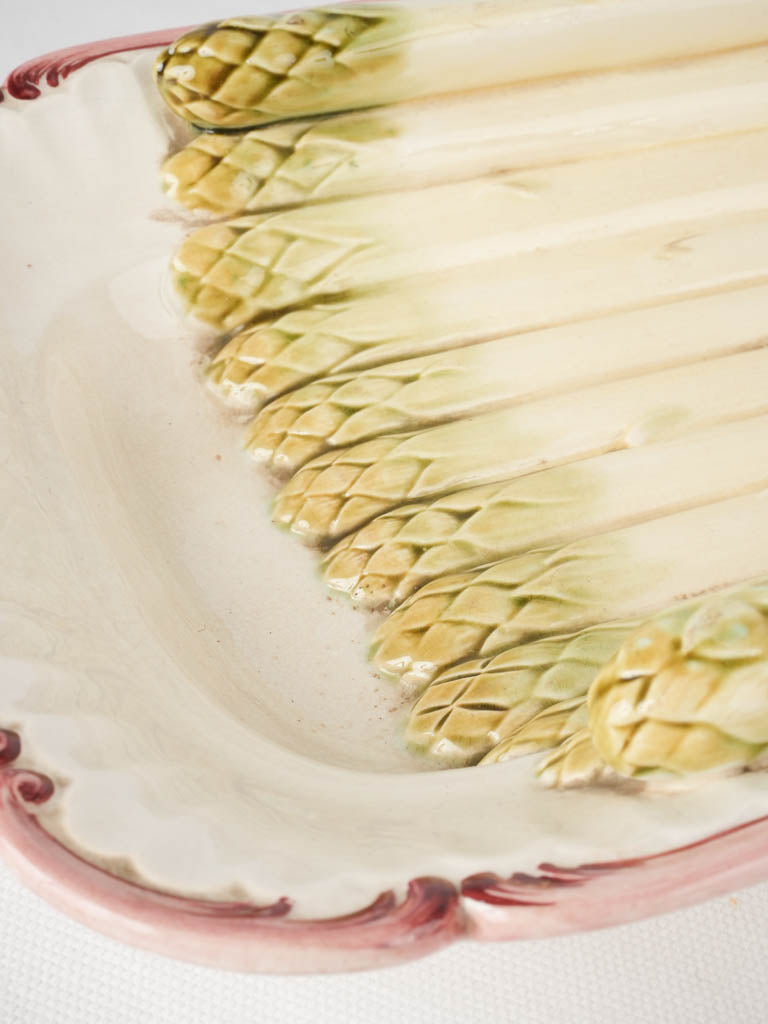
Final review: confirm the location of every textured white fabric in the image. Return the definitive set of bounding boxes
[2,859,768,1024]
[3,3,768,1019]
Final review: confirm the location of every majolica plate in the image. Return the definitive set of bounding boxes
[3,3,768,974]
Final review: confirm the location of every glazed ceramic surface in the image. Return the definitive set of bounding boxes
[2,24,768,973]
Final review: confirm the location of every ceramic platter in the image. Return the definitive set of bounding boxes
[3,9,768,974]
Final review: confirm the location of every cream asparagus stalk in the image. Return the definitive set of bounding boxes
[273,346,768,544]
[246,284,768,474]
[406,625,629,764]
[586,587,768,779]
[155,1,768,130]
[172,131,768,330]
[370,490,768,689]
[322,416,768,609]
[207,236,768,414]
[161,44,768,215]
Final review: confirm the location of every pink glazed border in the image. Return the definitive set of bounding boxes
[3,30,768,973]
[2,726,768,972]
[0,28,188,101]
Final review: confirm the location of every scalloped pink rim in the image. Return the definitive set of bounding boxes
[0,28,189,101]
[3,28,768,974]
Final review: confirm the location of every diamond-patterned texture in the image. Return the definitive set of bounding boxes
[155,9,400,129]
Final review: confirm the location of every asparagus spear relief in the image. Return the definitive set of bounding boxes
[246,282,768,474]
[273,346,768,544]
[172,130,768,330]
[161,44,768,215]
[535,587,768,787]
[323,415,768,609]
[156,2,768,787]
[206,218,768,412]
[371,490,768,689]
[406,625,631,765]
[155,1,768,130]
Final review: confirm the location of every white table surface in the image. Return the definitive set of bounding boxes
[3,3,768,1021]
